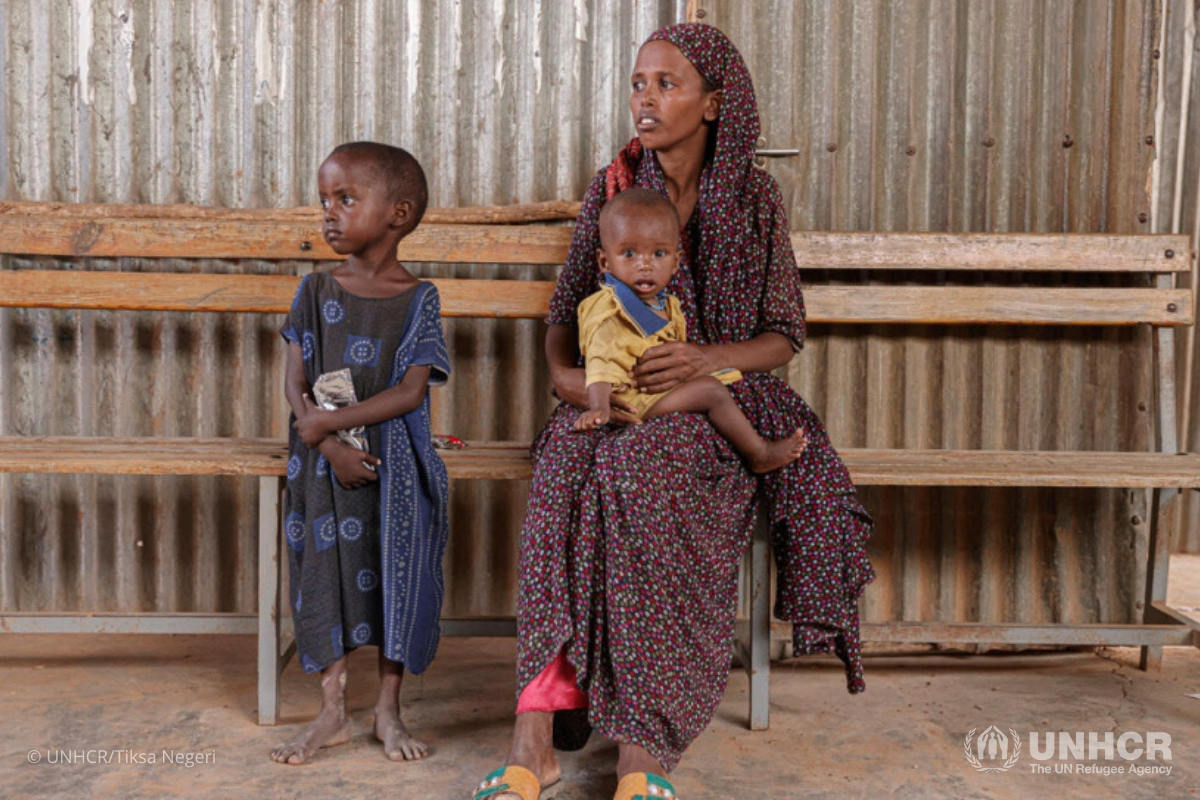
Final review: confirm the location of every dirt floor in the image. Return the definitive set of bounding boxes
[2,557,1199,799]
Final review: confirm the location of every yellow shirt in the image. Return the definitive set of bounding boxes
[578,284,739,417]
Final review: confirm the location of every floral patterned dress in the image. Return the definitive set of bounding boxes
[515,23,875,772]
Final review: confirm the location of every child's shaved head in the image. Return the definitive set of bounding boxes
[328,141,428,227]
[598,188,680,247]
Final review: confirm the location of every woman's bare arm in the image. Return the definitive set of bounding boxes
[546,323,588,408]
[630,332,794,395]
[546,323,640,422]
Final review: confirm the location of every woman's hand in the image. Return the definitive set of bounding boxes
[293,394,335,448]
[322,441,381,490]
[631,342,714,395]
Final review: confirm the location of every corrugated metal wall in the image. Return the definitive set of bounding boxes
[1,0,1190,629]
[701,0,1167,626]
[1154,0,1200,553]
[0,0,681,617]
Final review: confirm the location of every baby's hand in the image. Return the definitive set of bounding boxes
[325,443,381,489]
[574,408,610,431]
[293,394,334,447]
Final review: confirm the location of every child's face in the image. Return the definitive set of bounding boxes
[597,208,680,301]
[317,153,405,256]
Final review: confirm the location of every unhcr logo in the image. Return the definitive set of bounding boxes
[963,726,1174,776]
[964,726,1022,772]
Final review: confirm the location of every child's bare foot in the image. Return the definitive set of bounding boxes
[374,705,428,761]
[269,707,351,765]
[749,428,808,474]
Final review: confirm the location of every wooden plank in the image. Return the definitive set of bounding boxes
[0,437,534,480]
[0,271,1191,325]
[841,449,1200,488]
[438,442,534,480]
[857,622,1195,646]
[792,231,1193,272]
[807,285,1193,326]
[0,217,573,264]
[2,206,1190,273]
[0,271,557,318]
[0,613,257,635]
[4,439,1200,488]
[0,199,581,224]
[0,437,291,475]
[742,619,1196,646]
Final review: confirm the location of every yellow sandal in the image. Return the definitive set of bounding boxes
[473,765,559,800]
[613,771,678,799]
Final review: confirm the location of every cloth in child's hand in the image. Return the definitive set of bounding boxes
[312,368,369,455]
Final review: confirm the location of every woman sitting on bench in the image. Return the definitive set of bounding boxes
[473,22,875,800]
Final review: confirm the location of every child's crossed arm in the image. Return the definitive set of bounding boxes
[285,343,431,488]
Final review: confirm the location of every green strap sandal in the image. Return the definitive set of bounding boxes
[473,765,558,800]
[613,771,677,799]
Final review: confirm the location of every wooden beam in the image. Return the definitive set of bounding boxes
[740,619,1196,647]
[840,449,1200,488]
[0,218,574,264]
[0,613,257,635]
[0,271,558,318]
[0,199,581,224]
[807,285,1194,326]
[1,203,1190,273]
[5,439,1200,488]
[793,231,1193,272]
[0,437,536,480]
[0,271,1191,325]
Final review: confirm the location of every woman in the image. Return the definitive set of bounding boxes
[473,23,873,800]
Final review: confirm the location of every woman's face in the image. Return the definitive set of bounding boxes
[630,40,720,155]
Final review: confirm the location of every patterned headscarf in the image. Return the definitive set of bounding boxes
[549,22,805,353]
[646,23,760,190]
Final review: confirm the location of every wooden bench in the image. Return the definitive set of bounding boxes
[2,204,1199,732]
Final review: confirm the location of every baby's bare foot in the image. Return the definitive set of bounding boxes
[749,428,808,474]
[270,707,351,765]
[374,706,428,761]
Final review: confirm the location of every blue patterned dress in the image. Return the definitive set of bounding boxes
[281,273,451,674]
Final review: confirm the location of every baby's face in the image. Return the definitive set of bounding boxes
[597,210,680,301]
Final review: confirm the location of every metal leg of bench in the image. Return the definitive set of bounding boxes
[1144,297,1180,670]
[748,519,770,731]
[258,475,284,725]
[1140,487,1176,671]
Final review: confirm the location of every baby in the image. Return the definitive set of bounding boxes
[575,187,807,473]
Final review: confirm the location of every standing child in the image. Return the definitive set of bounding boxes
[575,188,807,473]
[271,142,450,765]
